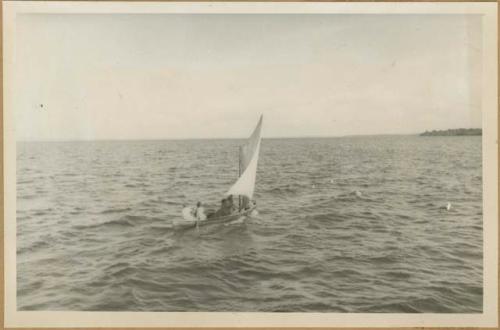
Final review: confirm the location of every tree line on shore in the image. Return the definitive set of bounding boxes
[420,128,482,136]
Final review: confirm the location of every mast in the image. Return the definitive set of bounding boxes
[238,147,242,210]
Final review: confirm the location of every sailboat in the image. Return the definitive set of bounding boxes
[173,115,263,229]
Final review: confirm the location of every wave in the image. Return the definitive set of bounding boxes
[97,218,135,228]
[18,194,38,200]
[17,240,50,254]
[265,186,302,195]
[74,218,136,230]
[124,183,150,188]
[367,255,399,264]
[74,214,167,231]
[149,225,174,233]
[109,266,137,278]
[364,301,421,313]
[381,270,412,280]
[100,207,132,214]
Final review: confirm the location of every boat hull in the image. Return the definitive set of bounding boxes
[173,207,256,230]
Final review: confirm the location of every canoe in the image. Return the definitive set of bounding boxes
[173,207,256,230]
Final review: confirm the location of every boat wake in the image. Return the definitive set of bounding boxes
[225,216,247,226]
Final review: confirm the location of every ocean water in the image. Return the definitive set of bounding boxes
[17,136,483,312]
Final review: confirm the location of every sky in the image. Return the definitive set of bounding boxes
[15,14,482,141]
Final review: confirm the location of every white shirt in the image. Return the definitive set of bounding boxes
[196,207,207,221]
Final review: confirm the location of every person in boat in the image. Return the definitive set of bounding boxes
[210,197,232,218]
[221,197,232,216]
[195,201,207,221]
[226,195,237,213]
[181,204,196,221]
[207,198,225,219]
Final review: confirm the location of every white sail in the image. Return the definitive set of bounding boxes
[226,140,261,198]
[226,116,263,199]
[239,115,263,174]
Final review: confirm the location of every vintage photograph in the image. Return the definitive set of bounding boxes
[4,1,498,327]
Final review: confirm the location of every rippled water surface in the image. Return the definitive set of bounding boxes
[17,136,482,312]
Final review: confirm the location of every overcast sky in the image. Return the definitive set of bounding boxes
[15,14,482,141]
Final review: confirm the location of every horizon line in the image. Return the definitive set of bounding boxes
[16,132,458,143]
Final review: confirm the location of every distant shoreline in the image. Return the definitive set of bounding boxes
[420,128,482,136]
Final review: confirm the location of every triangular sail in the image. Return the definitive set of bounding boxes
[226,115,263,199]
[239,115,263,174]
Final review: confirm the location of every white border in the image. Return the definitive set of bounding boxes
[3,1,498,328]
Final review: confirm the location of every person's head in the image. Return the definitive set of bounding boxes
[197,201,201,207]
[221,198,226,205]
[228,195,233,201]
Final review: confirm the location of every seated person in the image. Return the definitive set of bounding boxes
[206,195,240,219]
[210,198,229,218]
[195,201,207,221]
[226,195,237,213]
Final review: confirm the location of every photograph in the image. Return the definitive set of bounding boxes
[3,1,498,328]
